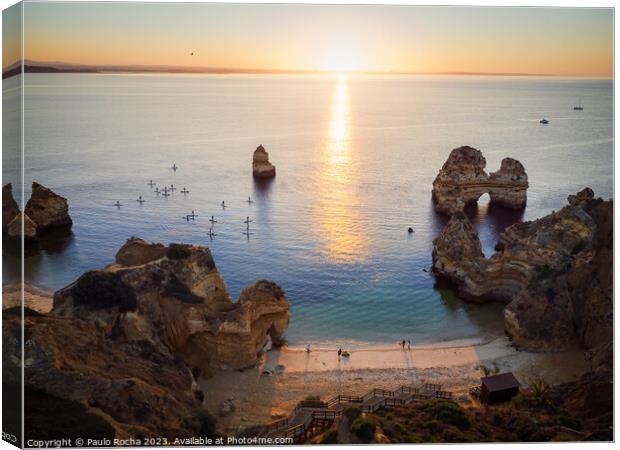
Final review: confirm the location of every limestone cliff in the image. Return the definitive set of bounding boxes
[3,238,290,438]
[252,145,276,178]
[432,188,612,369]
[432,146,528,215]
[53,238,291,371]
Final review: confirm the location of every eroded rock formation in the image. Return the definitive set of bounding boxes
[25,181,73,232]
[2,182,73,244]
[432,146,528,215]
[432,188,612,370]
[3,238,291,438]
[53,238,291,371]
[252,144,276,178]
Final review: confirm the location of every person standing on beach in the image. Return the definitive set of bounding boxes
[407,340,411,350]
[306,344,311,354]
[402,340,406,349]
[338,348,342,360]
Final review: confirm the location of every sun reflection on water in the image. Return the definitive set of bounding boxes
[314,74,368,263]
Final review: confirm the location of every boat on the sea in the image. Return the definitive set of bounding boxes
[573,99,584,110]
[539,119,549,124]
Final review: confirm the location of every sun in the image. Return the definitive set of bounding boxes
[321,46,364,73]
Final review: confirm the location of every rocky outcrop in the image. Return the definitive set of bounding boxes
[3,182,72,244]
[3,238,291,439]
[25,181,72,233]
[432,188,612,369]
[53,238,291,371]
[252,145,276,178]
[115,237,167,266]
[432,146,528,215]
[3,183,19,228]
[7,212,37,242]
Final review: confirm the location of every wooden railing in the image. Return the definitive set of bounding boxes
[326,394,363,409]
[263,416,291,433]
[435,390,453,400]
[263,382,452,441]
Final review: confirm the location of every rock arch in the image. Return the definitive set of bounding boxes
[432,146,528,215]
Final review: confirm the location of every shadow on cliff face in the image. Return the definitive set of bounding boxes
[431,198,525,242]
[429,200,450,237]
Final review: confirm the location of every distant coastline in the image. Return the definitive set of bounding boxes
[2,60,557,80]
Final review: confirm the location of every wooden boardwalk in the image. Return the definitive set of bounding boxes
[262,383,452,441]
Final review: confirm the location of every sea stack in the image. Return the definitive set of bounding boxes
[3,182,72,244]
[252,144,276,178]
[431,146,528,215]
[24,181,73,233]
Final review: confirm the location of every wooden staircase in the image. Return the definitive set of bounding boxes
[262,383,452,442]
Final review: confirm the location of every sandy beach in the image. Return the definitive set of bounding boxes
[200,337,589,434]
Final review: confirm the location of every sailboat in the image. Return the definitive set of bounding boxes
[573,99,584,111]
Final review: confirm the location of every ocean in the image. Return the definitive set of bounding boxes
[2,73,613,347]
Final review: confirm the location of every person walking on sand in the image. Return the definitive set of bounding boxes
[338,348,342,360]
[402,340,406,349]
[407,340,411,350]
[306,344,311,354]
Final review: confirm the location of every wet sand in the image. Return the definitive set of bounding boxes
[200,337,589,434]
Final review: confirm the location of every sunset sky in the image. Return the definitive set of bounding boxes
[4,3,614,76]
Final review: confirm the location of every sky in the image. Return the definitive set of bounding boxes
[4,2,614,76]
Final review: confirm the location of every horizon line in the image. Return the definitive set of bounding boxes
[2,59,613,79]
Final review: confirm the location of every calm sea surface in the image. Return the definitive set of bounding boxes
[2,73,613,347]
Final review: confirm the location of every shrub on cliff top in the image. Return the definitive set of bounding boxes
[419,399,471,430]
[167,243,192,260]
[344,406,362,422]
[319,429,339,444]
[350,416,376,442]
[71,271,137,312]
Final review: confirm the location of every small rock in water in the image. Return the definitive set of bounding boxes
[408,227,414,234]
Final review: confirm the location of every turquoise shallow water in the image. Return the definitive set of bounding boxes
[2,73,613,347]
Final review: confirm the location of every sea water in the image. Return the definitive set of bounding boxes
[2,73,613,347]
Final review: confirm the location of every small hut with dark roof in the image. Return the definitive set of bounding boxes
[479,372,520,404]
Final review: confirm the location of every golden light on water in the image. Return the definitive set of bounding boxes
[327,74,350,165]
[314,74,368,263]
